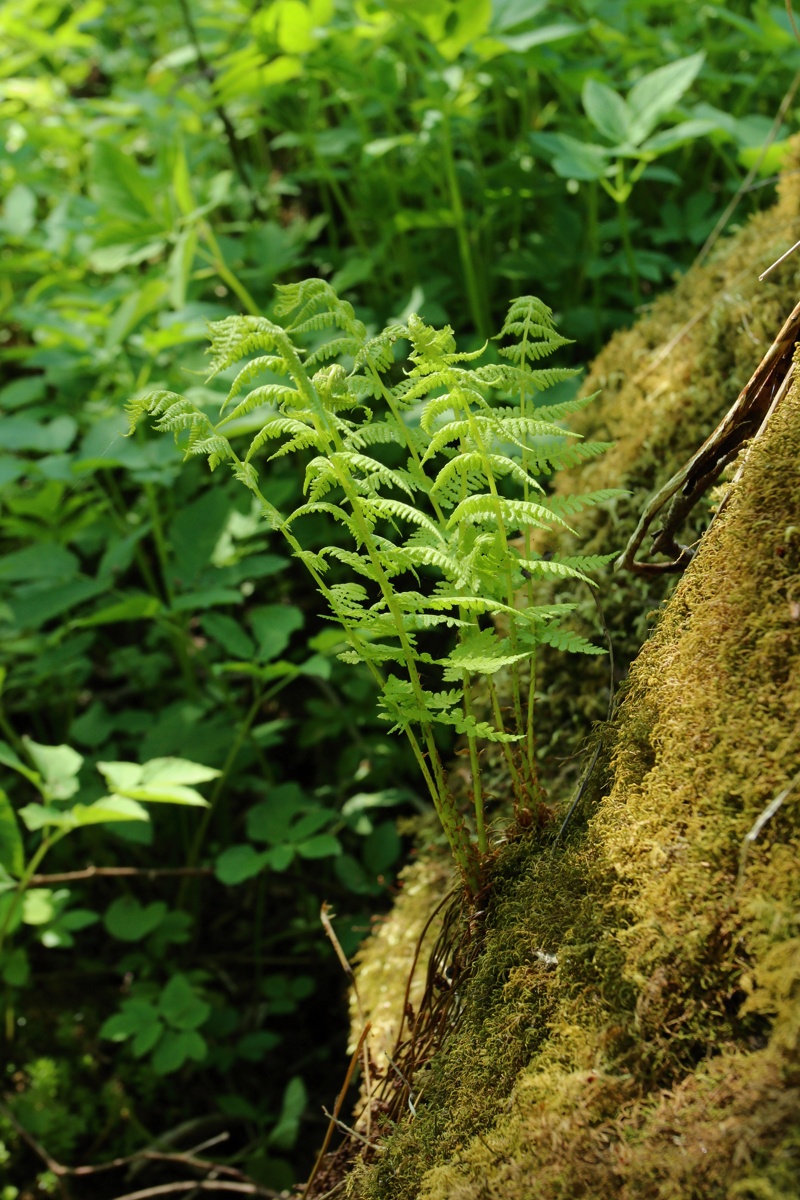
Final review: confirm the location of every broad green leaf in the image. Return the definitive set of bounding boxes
[71,796,150,825]
[9,578,105,629]
[18,804,73,832]
[120,783,210,807]
[172,146,195,217]
[641,117,724,155]
[132,1021,164,1057]
[269,0,317,53]
[237,1030,281,1061]
[1,183,36,237]
[200,612,255,660]
[0,742,40,788]
[140,758,221,787]
[627,52,705,144]
[22,889,56,926]
[215,844,269,885]
[0,789,23,877]
[532,133,609,181]
[296,834,341,860]
[268,1076,307,1150]
[101,999,162,1045]
[169,490,231,587]
[246,783,309,844]
[437,0,492,59]
[1,947,30,987]
[152,1028,207,1075]
[249,604,305,661]
[22,738,83,800]
[170,588,242,612]
[0,544,78,583]
[97,758,214,806]
[265,845,295,871]
[159,973,211,1030]
[104,896,168,941]
[77,595,163,626]
[91,141,158,222]
[96,761,142,792]
[105,279,169,350]
[582,79,631,144]
[363,821,401,875]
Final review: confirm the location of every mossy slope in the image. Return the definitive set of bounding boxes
[349,171,800,1200]
[352,337,800,1200]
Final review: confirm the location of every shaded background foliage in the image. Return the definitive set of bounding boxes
[0,0,797,1194]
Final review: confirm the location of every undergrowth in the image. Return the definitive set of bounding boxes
[130,283,621,892]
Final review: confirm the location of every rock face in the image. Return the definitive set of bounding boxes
[346,157,800,1200]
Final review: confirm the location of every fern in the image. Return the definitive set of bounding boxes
[127,285,620,894]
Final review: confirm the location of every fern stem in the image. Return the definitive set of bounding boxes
[460,396,533,790]
[288,363,475,885]
[461,671,487,856]
[518,320,540,790]
[486,676,525,802]
[616,193,641,308]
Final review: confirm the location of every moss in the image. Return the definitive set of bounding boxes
[345,161,800,1200]
[533,139,800,778]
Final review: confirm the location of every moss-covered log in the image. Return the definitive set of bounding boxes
[344,149,800,1200]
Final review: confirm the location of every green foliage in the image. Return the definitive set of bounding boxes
[130,281,618,888]
[0,0,794,1187]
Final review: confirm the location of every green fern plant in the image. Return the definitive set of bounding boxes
[127,282,621,893]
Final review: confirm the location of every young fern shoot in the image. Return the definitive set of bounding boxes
[127,282,621,895]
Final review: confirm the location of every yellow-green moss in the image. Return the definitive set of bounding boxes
[346,177,800,1200]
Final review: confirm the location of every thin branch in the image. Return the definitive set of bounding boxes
[320,1109,384,1153]
[303,1022,372,1199]
[108,1184,276,1200]
[29,865,214,885]
[174,0,257,204]
[0,1096,65,1178]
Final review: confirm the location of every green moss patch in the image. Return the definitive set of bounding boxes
[349,220,800,1200]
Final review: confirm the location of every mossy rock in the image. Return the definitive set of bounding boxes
[344,152,800,1199]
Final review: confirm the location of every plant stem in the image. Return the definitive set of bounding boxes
[617,193,641,308]
[0,831,64,956]
[441,114,488,338]
[199,226,261,316]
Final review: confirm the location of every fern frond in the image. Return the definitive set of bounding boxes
[207,316,286,378]
[245,417,321,462]
[440,628,531,681]
[546,488,628,518]
[220,384,302,424]
[223,356,290,410]
[305,336,362,366]
[442,711,524,743]
[354,324,407,372]
[125,389,185,432]
[515,557,593,585]
[325,581,370,619]
[473,364,578,394]
[188,435,233,463]
[536,626,606,655]
[557,552,617,571]
[446,494,575,534]
[344,420,404,452]
[534,390,601,423]
[358,498,444,542]
[338,643,405,665]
